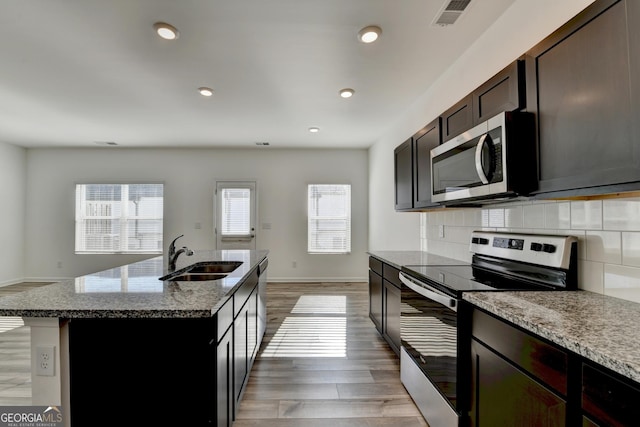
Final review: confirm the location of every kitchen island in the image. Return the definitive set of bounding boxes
[0,249,268,427]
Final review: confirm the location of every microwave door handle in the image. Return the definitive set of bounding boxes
[475,133,490,184]
[399,272,458,311]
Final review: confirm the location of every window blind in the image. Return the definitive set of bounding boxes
[220,188,251,236]
[308,184,351,254]
[75,184,163,253]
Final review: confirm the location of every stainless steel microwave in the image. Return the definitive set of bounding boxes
[431,111,537,205]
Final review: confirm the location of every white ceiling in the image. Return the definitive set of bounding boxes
[0,0,516,149]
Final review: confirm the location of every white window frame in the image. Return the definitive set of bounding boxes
[75,183,164,254]
[307,184,351,254]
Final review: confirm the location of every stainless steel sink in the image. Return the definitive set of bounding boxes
[187,261,242,274]
[168,273,228,281]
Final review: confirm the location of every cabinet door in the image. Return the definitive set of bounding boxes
[526,0,640,196]
[412,118,441,209]
[216,328,234,427]
[248,286,258,362]
[394,137,414,210]
[472,59,524,124]
[441,95,473,143]
[234,303,249,405]
[369,270,383,332]
[582,362,640,426]
[470,339,567,427]
[382,280,401,356]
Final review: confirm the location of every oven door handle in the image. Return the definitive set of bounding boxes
[399,272,457,312]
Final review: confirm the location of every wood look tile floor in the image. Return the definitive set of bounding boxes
[234,282,427,427]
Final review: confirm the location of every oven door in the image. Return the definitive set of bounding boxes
[431,113,507,203]
[400,272,460,426]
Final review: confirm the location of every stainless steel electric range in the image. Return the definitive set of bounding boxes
[399,231,578,427]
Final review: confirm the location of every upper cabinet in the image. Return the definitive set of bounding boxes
[526,0,640,197]
[394,137,414,211]
[442,60,525,143]
[394,118,441,211]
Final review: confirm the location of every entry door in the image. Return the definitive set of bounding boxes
[215,181,256,250]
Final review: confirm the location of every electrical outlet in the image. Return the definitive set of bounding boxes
[438,225,445,238]
[36,346,55,376]
[292,261,297,268]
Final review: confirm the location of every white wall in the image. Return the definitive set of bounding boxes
[0,142,27,285]
[24,147,368,282]
[368,0,596,251]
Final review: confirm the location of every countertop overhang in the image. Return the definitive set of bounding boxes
[0,249,268,319]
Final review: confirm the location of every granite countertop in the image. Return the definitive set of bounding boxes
[464,291,640,384]
[367,250,467,270]
[0,249,268,319]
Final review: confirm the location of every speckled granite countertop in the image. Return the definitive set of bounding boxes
[0,249,268,319]
[464,291,640,384]
[367,250,467,270]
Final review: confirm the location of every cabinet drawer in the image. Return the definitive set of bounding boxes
[216,297,234,342]
[369,257,383,275]
[234,268,259,318]
[582,362,640,426]
[472,309,568,395]
[382,264,401,288]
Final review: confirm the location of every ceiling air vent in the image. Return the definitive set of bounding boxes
[433,0,472,27]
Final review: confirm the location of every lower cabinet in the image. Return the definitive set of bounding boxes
[581,362,640,426]
[470,340,567,426]
[368,256,401,356]
[369,257,383,333]
[216,325,234,427]
[469,306,640,426]
[68,262,266,427]
[382,264,402,356]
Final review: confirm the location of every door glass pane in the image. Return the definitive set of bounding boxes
[221,188,251,235]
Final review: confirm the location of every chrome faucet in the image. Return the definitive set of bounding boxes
[168,234,193,271]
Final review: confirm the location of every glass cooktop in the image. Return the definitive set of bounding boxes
[402,264,551,298]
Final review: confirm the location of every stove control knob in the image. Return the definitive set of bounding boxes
[542,244,556,253]
[530,242,543,252]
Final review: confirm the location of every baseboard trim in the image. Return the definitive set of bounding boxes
[266,277,367,283]
[22,277,72,283]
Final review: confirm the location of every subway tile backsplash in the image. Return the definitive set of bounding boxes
[420,197,640,304]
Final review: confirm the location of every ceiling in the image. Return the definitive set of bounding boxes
[0,0,516,149]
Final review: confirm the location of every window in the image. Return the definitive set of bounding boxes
[220,188,251,237]
[75,184,163,254]
[307,184,351,254]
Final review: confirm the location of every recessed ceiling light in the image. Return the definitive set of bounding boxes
[154,22,179,40]
[357,25,382,43]
[308,127,320,133]
[198,87,214,97]
[339,88,355,98]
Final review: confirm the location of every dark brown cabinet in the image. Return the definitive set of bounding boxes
[394,137,413,210]
[470,308,569,426]
[473,59,525,124]
[441,95,473,143]
[368,256,401,356]
[382,264,402,355]
[526,0,640,197]
[582,362,640,426]
[368,257,383,332]
[216,322,234,427]
[67,260,267,427]
[412,118,442,209]
[441,60,525,143]
[468,305,640,426]
[394,118,442,211]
